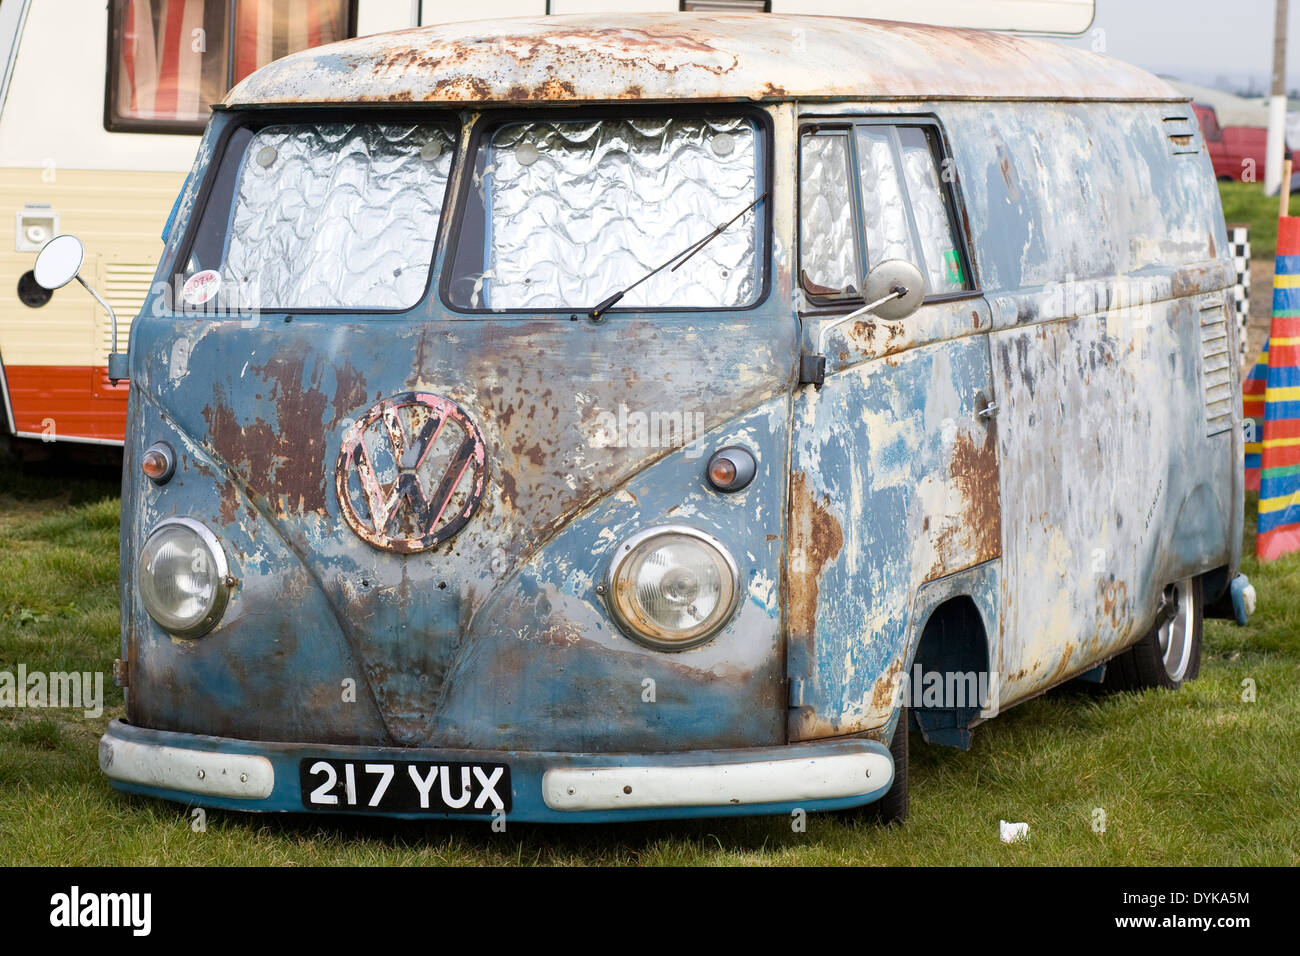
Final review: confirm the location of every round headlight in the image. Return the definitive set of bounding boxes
[138,518,230,638]
[604,526,740,650]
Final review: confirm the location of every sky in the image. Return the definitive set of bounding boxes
[1051,0,1297,95]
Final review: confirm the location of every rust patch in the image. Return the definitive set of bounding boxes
[950,424,1002,561]
[1097,576,1128,629]
[218,479,239,526]
[927,423,1002,581]
[850,318,877,348]
[424,75,492,100]
[870,656,905,713]
[330,361,368,422]
[1171,260,1231,298]
[1045,642,1075,685]
[996,143,1021,203]
[498,469,518,511]
[202,352,330,514]
[504,78,577,101]
[787,470,844,640]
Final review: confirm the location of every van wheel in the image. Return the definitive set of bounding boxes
[851,707,909,826]
[1101,577,1203,692]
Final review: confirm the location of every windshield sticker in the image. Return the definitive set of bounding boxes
[182,270,222,306]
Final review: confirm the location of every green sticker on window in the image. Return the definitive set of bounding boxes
[944,249,964,285]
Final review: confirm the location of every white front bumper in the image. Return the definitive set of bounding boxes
[100,736,275,799]
[541,751,893,812]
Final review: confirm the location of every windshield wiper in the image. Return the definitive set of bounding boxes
[588,192,768,321]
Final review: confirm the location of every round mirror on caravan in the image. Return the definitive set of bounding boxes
[863,259,925,321]
[33,234,85,291]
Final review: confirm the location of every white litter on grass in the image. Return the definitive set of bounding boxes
[1000,820,1030,843]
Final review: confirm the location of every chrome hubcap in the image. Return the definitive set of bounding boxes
[1157,579,1194,682]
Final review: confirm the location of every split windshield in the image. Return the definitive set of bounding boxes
[446,115,766,312]
[181,121,457,311]
[179,113,766,314]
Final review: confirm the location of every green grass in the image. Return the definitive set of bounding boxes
[1220,181,1280,258]
[0,454,1297,865]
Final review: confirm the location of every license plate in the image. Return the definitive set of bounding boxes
[299,758,511,814]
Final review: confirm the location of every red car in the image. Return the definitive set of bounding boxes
[1193,102,1290,182]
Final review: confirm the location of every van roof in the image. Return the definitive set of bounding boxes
[223,13,1182,109]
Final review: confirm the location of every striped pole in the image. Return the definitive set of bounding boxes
[1258,216,1300,560]
[1245,341,1267,491]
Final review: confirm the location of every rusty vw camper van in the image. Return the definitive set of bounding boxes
[58,14,1253,823]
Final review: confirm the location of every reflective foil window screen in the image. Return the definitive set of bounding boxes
[453,117,762,311]
[897,128,966,294]
[799,121,969,304]
[799,132,860,297]
[854,127,915,272]
[199,123,454,310]
[855,125,966,296]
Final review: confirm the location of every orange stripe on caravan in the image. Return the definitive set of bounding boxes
[4,365,127,443]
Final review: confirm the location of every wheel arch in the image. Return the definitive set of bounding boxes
[905,563,999,751]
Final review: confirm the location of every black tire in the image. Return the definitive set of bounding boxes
[859,707,909,826]
[1101,577,1203,692]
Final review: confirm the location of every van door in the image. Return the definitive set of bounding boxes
[787,118,1001,740]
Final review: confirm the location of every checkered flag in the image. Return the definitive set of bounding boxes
[1229,224,1250,369]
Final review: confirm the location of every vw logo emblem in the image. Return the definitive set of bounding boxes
[336,392,487,554]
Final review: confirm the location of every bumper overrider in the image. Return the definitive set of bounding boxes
[99,720,894,823]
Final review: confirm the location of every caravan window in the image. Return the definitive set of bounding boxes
[107,0,354,133]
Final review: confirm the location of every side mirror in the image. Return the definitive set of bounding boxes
[32,235,128,383]
[33,234,85,291]
[799,259,927,387]
[862,259,925,322]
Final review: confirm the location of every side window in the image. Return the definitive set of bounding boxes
[107,0,354,133]
[799,131,861,298]
[800,120,972,305]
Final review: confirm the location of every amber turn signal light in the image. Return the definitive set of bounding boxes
[705,446,756,493]
[141,441,176,485]
[708,457,736,486]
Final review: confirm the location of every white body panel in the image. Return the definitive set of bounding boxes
[0,0,199,172]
